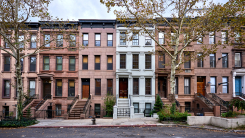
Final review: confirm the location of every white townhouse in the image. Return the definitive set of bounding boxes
[113,22,155,119]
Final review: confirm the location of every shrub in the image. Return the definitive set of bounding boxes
[102,93,116,117]
[153,95,163,113]
[0,118,37,127]
[170,103,176,115]
[221,111,239,117]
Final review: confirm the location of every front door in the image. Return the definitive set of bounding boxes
[158,77,167,98]
[43,81,51,99]
[197,76,205,96]
[82,85,90,98]
[119,78,128,98]
[235,76,242,96]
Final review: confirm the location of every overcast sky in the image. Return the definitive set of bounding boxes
[30,0,229,22]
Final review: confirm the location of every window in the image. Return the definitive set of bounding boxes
[44,34,50,47]
[145,33,152,45]
[145,54,151,69]
[94,104,101,116]
[132,33,139,45]
[3,80,10,98]
[107,34,113,46]
[132,54,139,69]
[235,32,241,43]
[43,56,49,70]
[56,34,63,47]
[133,78,139,95]
[82,55,88,70]
[197,36,203,44]
[221,31,227,44]
[175,77,178,94]
[209,32,215,44]
[31,35,37,48]
[83,33,88,46]
[184,54,190,68]
[145,103,151,117]
[145,78,151,95]
[69,56,75,71]
[210,77,216,93]
[20,58,23,71]
[171,32,176,44]
[95,79,101,95]
[107,55,113,70]
[184,78,190,94]
[235,53,241,67]
[29,80,35,97]
[159,32,164,44]
[120,32,126,45]
[4,56,10,71]
[158,53,165,68]
[185,102,191,112]
[222,77,228,93]
[197,53,203,67]
[5,35,10,48]
[70,34,76,47]
[210,54,216,68]
[95,33,101,46]
[56,56,62,71]
[222,53,228,68]
[19,35,24,48]
[55,79,62,96]
[95,55,100,70]
[133,103,139,113]
[120,54,126,69]
[30,57,36,72]
[68,80,75,97]
[56,104,61,116]
[107,79,113,95]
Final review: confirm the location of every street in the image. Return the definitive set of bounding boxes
[0,126,245,138]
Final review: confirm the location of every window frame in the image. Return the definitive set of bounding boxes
[235,53,241,67]
[68,79,75,97]
[44,34,50,47]
[145,78,151,95]
[222,53,228,68]
[171,32,176,45]
[145,32,152,45]
[133,103,139,113]
[83,33,88,46]
[222,77,228,94]
[120,54,126,69]
[69,56,76,71]
[56,56,63,71]
[107,55,113,70]
[184,53,191,68]
[29,56,36,72]
[209,32,215,44]
[133,78,139,95]
[56,104,62,116]
[145,54,151,69]
[29,79,36,97]
[210,77,216,93]
[158,53,165,68]
[30,34,37,48]
[69,34,76,47]
[2,79,11,98]
[197,53,203,67]
[107,33,113,46]
[18,35,25,48]
[94,104,101,116]
[221,31,228,44]
[43,56,50,70]
[95,55,100,70]
[132,33,139,45]
[95,79,101,95]
[4,35,10,48]
[55,79,62,97]
[158,32,164,45]
[120,32,126,45]
[132,54,139,69]
[4,56,10,72]
[82,55,88,70]
[184,78,190,94]
[210,53,216,68]
[56,34,63,47]
[107,79,113,95]
[95,33,101,46]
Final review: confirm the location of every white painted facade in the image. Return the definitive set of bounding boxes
[232,69,245,97]
[114,24,155,119]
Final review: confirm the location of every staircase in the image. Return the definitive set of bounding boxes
[117,99,130,118]
[207,93,229,114]
[23,100,44,118]
[68,101,86,119]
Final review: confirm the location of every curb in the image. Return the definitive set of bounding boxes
[28,124,157,128]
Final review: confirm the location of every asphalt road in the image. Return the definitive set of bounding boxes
[0,126,245,138]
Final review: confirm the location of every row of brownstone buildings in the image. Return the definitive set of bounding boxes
[0,19,244,119]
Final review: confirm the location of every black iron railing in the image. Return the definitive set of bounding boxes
[35,110,64,119]
[35,94,51,111]
[83,95,91,113]
[196,93,214,108]
[117,108,130,117]
[209,93,229,108]
[22,94,38,109]
[67,95,79,115]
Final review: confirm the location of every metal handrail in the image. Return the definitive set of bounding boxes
[67,95,79,115]
[83,95,91,114]
[35,94,51,110]
[209,93,229,108]
[196,93,214,108]
[22,94,37,109]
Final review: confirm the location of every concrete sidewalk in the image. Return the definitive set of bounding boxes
[29,118,162,128]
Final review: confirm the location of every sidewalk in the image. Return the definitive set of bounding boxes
[29,118,162,128]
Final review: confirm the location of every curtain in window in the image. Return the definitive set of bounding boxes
[184,78,190,94]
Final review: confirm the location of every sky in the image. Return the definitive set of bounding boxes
[30,0,229,22]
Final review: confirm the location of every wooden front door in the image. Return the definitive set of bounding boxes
[119,78,128,98]
[82,85,90,98]
[158,77,167,98]
[43,83,51,99]
[197,77,205,96]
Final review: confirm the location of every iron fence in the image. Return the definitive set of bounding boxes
[0,111,14,119]
[117,108,130,117]
[35,110,64,119]
[88,109,113,118]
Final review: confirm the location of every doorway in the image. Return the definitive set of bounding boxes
[119,78,128,98]
[158,77,167,98]
[43,79,51,99]
[82,79,90,99]
[235,76,242,96]
[197,76,206,96]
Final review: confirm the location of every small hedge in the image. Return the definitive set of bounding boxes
[0,118,38,127]
[221,111,240,118]
[158,111,191,122]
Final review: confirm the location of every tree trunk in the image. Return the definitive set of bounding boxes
[169,56,176,103]
[16,55,23,120]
